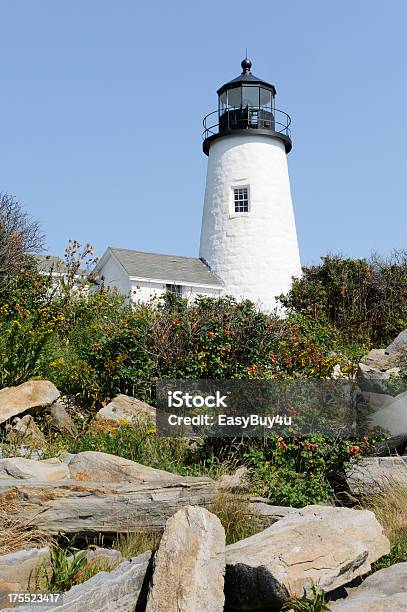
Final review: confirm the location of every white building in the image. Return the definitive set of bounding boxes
[35,255,88,292]
[97,58,301,310]
[95,247,222,303]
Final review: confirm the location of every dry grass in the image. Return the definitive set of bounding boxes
[209,491,262,545]
[0,499,50,555]
[364,483,407,541]
[112,531,161,559]
[363,483,407,570]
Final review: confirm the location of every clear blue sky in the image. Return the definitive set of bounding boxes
[1,0,406,265]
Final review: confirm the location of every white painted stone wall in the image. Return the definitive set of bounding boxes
[199,133,301,312]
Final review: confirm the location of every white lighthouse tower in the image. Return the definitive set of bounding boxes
[199,58,301,312]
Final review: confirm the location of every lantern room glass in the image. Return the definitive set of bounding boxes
[219,85,274,115]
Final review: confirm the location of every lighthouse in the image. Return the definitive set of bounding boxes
[199,58,301,312]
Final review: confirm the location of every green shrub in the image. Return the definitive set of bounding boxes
[279,252,407,346]
[60,420,191,475]
[245,435,372,507]
[0,304,60,387]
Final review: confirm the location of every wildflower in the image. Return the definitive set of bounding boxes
[247,364,257,375]
[304,441,318,451]
[278,438,287,450]
[207,331,215,338]
[348,445,361,455]
[146,428,157,435]
[223,328,231,335]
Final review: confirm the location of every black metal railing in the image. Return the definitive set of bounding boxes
[202,107,291,141]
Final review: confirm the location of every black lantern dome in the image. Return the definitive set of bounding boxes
[202,58,292,156]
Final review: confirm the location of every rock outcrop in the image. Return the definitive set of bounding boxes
[0,477,216,535]
[0,547,50,606]
[331,561,407,611]
[49,401,78,437]
[0,457,69,481]
[3,552,152,612]
[385,329,407,355]
[0,380,60,424]
[8,415,46,447]
[224,505,390,610]
[346,456,407,495]
[146,506,225,612]
[95,394,156,426]
[68,451,181,483]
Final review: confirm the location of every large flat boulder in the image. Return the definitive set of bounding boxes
[0,477,216,535]
[68,451,181,483]
[347,456,407,495]
[146,506,225,612]
[0,457,69,481]
[0,547,50,606]
[0,381,60,424]
[331,562,407,611]
[3,551,152,612]
[224,505,389,610]
[95,394,156,425]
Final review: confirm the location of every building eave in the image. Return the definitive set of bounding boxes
[129,275,223,290]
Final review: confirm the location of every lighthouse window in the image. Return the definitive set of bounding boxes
[234,187,249,213]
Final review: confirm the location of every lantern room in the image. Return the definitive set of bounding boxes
[202,58,292,155]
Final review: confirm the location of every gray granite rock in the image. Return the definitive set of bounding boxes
[49,401,78,437]
[0,380,60,424]
[386,330,407,355]
[68,451,182,483]
[0,477,216,535]
[0,457,69,481]
[0,547,50,606]
[95,394,156,425]
[225,505,389,610]
[331,561,407,611]
[346,456,407,495]
[146,506,225,612]
[2,552,152,612]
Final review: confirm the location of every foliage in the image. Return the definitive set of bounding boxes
[283,584,330,611]
[42,543,88,592]
[245,435,373,507]
[60,420,192,474]
[279,252,407,346]
[41,292,350,409]
[0,193,44,293]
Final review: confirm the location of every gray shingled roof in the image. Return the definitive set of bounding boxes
[35,255,87,277]
[109,247,223,287]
